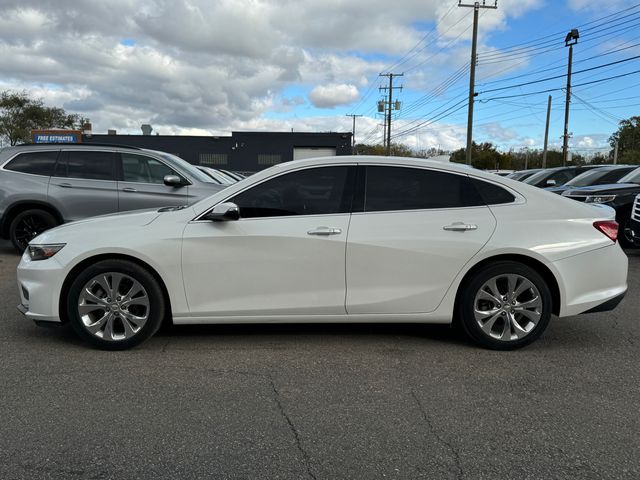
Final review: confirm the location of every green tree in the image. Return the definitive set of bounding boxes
[0,90,82,146]
[609,116,640,164]
[354,142,415,157]
[450,142,506,170]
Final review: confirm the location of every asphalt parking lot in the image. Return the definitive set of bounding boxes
[1,240,639,480]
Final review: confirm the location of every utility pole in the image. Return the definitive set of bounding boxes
[562,29,579,166]
[459,0,497,165]
[613,139,619,164]
[542,95,552,168]
[345,114,363,154]
[379,73,403,156]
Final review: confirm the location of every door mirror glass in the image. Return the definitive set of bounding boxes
[546,179,557,186]
[203,202,240,221]
[164,174,183,187]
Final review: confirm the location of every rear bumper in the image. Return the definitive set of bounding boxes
[582,291,626,314]
[552,244,628,317]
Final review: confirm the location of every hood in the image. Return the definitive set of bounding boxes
[32,209,161,244]
[563,183,640,196]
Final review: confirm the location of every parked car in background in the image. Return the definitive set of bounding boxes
[630,194,640,246]
[219,169,246,181]
[17,156,627,351]
[487,169,515,177]
[546,165,637,195]
[0,144,225,253]
[523,165,604,188]
[197,166,238,185]
[563,166,640,247]
[506,169,543,182]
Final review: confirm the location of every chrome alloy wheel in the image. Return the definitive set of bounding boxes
[78,272,150,341]
[473,274,543,341]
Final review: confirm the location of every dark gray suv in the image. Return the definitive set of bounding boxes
[0,144,225,253]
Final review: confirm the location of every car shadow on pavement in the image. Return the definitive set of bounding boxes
[154,322,474,349]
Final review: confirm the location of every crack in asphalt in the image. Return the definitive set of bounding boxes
[269,378,318,480]
[410,390,464,480]
[166,366,317,480]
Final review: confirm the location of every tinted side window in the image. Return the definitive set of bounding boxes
[231,166,354,218]
[363,166,483,212]
[55,151,116,181]
[3,151,58,176]
[471,178,515,204]
[122,153,176,184]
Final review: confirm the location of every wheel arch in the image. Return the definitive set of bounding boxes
[454,253,561,317]
[58,253,174,326]
[1,201,64,238]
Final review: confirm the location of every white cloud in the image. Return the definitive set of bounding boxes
[309,83,359,108]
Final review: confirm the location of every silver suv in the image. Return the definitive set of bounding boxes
[0,144,225,253]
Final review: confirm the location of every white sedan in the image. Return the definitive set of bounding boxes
[16,156,628,350]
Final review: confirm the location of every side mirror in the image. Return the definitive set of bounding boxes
[546,179,557,186]
[164,175,183,187]
[203,202,240,221]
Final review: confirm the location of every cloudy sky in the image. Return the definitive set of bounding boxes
[0,0,638,154]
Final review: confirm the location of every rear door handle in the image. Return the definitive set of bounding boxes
[443,222,478,232]
[307,227,342,236]
[56,182,73,188]
[122,187,138,192]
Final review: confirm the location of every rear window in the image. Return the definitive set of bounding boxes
[54,151,117,181]
[3,151,58,176]
[471,178,516,204]
[363,166,484,212]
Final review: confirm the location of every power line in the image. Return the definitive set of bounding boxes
[480,68,640,102]
[478,54,640,95]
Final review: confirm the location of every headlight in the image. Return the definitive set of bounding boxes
[584,195,616,203]
[27,244,66,261]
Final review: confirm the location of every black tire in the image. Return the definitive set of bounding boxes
[617,212,635,248]
[66,259,165,350]
[458,261,552,350]
[10,209,59,254]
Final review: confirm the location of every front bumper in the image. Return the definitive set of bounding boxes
[629,217,640,247]
[16,253,66,324]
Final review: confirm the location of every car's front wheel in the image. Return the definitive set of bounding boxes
[458,261,552,350]
[66,260,165,350]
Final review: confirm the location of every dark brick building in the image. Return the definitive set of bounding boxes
[82,131,353,173]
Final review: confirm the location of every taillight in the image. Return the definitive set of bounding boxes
[593,220,618,242]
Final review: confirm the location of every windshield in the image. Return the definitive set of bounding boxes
[523,170,552,185]
[153,151,219,183]
[564,169,609,187]
[618,167,640,185]
[509,170,539,181]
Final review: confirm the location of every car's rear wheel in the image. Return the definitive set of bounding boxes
[458,261,552,350]
[66,260,165,350]
[10,209,58,254]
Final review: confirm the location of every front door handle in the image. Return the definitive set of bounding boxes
[443,222,478,232]
[122,187,138,192]
[56,182,73,188]
[307,227,342,236]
